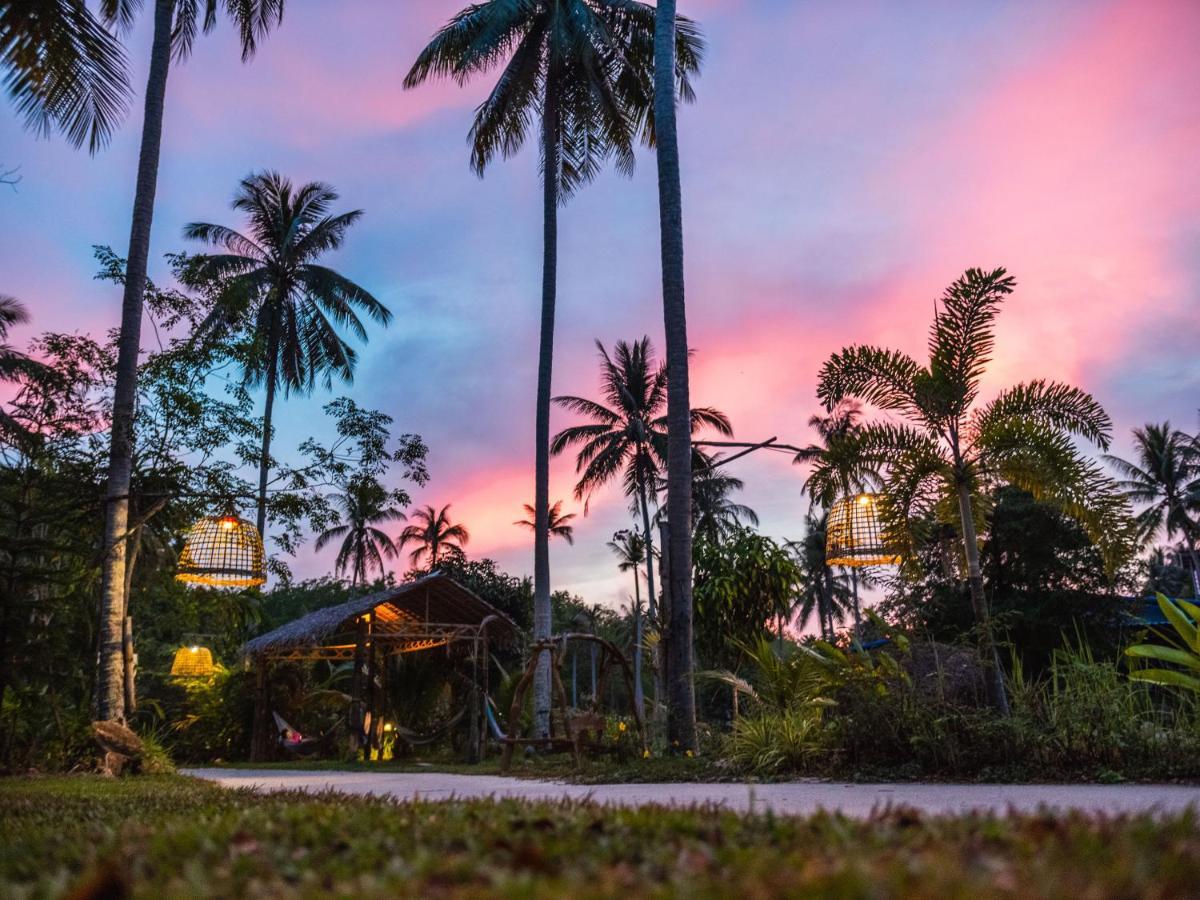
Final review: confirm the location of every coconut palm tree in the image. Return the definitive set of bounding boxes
[316,477,405,588]
[552,337,731,632]
[95,0,285,725]
[689,458,758,545]
[185,171,391,538]
[404,0,702,738]
[649,0,706,751]
[1,0,130,152]
[515,500,576,544]
[817,267,1134,713]
[1105,423,1200,598]
[608,528,646,717]
[397,504,470,569]
[793,401,880,637]
[0,297,49,440]
[787,510,851,641]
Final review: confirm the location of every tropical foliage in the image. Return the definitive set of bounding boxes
[396,504,470,568]
[817,267,1135,711]
[1125,593,1200,694]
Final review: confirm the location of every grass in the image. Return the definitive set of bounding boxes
[3,776,1199,898]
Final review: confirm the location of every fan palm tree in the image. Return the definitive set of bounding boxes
[817,267,1134,713]
[515,500,576,544]
[552,336,731,631]
[404,0,702,738]
[397,504,470,569]
[185,171,391,538]
[315,477,405,588]
[608,528,646,717]
[95,0,285,725]
[1,0,130,152]
[1105,423,1200,598]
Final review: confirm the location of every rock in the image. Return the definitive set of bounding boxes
[902,641,986,705]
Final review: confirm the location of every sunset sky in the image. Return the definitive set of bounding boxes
[3,0,1198,609]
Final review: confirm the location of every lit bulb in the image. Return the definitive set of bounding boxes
[220,517,236,531]
[857,495,872,506]
[190,646,199,653]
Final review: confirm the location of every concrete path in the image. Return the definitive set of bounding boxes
[185,769,1200,818]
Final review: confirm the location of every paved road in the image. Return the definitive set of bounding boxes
[185,769,1200,818]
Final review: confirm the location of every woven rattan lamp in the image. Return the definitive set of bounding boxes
[170,645,216,677]
[176,504,266,588]
[825,493,901,567]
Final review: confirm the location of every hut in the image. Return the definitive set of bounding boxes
[241,572,517,761]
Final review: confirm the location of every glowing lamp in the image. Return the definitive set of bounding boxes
[176,504,266,588]
[170,645,215,677]
[825,492,901,567]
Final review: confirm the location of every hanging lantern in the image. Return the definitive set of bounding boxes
[170,645,216,677]
[176,504,266,588]
[825,492,901,567]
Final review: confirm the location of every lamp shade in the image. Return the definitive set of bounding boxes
[170,645,215,677]
[825,493,901,567]
[176,506,266,588]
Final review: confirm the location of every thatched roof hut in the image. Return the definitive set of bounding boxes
[241,571,519,662]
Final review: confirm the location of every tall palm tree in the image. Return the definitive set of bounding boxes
[689,457,758,545]
[793,401,878,637]
[1,0,130,152]
[315,477,405,589]
[1105,423,1200,598]
[552,337,731,630]
[515,500,576,544]
[95,0,285,725]
[608,528,646,717]
[397,504,470,569]
[817,267,1134,713]
[185,171,391,538]
[404,0,702,738]
[787,509,851,641]
[651,0,705,752]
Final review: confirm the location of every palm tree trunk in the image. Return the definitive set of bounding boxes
[822,564,835,641]
[255,326,280,538]
[96,0,174,723]
[632,566,644,719]
[849,567,863,648]
[531,74,560,740]
[653,0,697,753]
[636,476,664,716]
[955,479,1009,714]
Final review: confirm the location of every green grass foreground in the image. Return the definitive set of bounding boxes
[3,777,1200,898]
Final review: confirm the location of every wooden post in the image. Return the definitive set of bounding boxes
[250,659,268,761]
[365,617,378,757]
[122,616,136,714]
[480,635,490,760]
[350,615,368,755]
[658,520,672,719]
[467,634,481,763]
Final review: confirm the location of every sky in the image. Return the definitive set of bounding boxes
[2,0,1198,610]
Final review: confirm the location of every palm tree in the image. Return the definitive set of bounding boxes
[787,510,851,641]
[608,528,646,717]
[793,401,878,637]
[689,457,758,545]
[817,267,1133,713]
[404,0,702,739]
[397,504,469,569]
[0,297,49,439]
[1,0,130,152]
[1105,423,1200,598]
[185,171,391,538]
[651,0,706,752]
[552,337,730,629]
[315,477,405,588]
[515,500,576,544]
[95,0,284,725]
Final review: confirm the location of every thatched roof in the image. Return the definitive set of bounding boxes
[241,571,518,659]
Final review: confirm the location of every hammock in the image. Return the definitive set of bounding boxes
[273,712,341,757]
[391,706,467,746]
[485,696,507,741]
